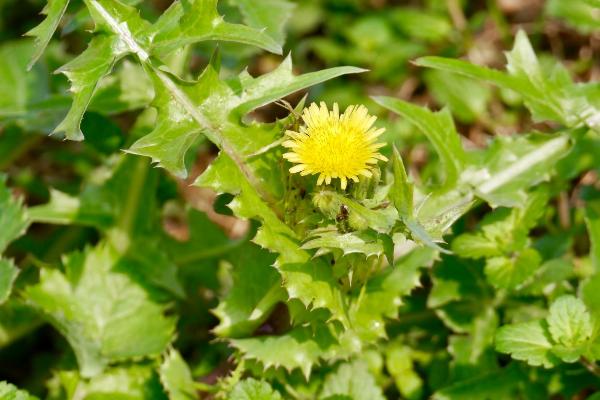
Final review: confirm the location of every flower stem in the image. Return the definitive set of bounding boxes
[581,357,600,377]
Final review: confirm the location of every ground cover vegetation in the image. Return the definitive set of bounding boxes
[0,0,599,398]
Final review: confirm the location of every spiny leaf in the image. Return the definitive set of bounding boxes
[131,57,363,179]
[231,324,346,379]
[253,224,349,328]
[159,349,197,400]
[212,244,285,338]
[53,35,119,140]
[349,247,435,341]
[25,0,70,70]
[150,0,282,55]
[302,229,388,259]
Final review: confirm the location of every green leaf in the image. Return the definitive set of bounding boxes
[546,0,600,34]
[546,295,593,361]
[84,0,151,56]
[432,364,522,400]
[232,0,295,46]
[253,224,349,328]
[0,175,24,304]
[373,96,465,188]
[0,300,42,348]
[53,0,152,140]
[385,344,423,400]
[159,349,197,400]
[212,243,285,338]
[229,378,283,400]
[349,247,435,341]
[415,31,600,130]
[0,381,38,400]
[423,69,491,123]
[585,205,600,272]
[473,134,571,208]
[49,364,167,399]
[484,248,542,290]
[24,243,176,377]
[495,320,559,368]
[150,0,283,55]
[126,65,220,178]
[389,8,452,43]
[231,324,344,378]
[302,229,389,259]
[452,234,501,259]
[582,274,600,321]
[403,217,450,254]
[0,260,19,305]
[428,256,488,310]
[448,311,499,381]
[320,360,385,400]
[0,175,29,253]
[389,146,413,218]
[25,0,70,69]
[53,35,119,140]
[131,57,363,178]
[30,155,158,236]
[313,190,396,234]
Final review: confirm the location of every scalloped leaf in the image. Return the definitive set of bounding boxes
[229,378,283,400]
[320,360,385,400]
[495,321,559,368]
[0,381,38,400]
[24,243,176,377]
[48,365,167,399]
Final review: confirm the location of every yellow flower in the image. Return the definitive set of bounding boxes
[282,102,387,190]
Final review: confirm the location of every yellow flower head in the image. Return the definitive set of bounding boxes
[282,102,388,190]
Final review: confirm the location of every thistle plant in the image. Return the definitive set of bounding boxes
[1,0,600,399]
